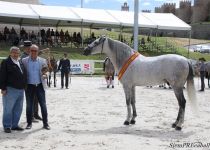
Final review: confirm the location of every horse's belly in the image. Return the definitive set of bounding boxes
[121,66,164,86]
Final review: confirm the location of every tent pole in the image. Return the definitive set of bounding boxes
[133,0,139,51]
[19,19,23,41]
[89,24,93,38]
[120,26,123,42]
[155,29,157,51]
[149,29,152,50]
[188,30,191,58]
[81,20,84,48]
[38,16,41,45]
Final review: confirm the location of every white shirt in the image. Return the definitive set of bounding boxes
[11,57,23,73]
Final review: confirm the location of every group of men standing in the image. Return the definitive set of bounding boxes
[0,40,72,133]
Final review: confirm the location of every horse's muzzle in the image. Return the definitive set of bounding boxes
[83,47,91,56]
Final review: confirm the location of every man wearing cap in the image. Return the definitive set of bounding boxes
[58,53,71,89]
[21,41,31,59]
[22,44,50,130]
[0,46,27,133]
[21,41,42,122]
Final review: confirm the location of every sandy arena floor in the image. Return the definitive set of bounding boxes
[0,76,210,150]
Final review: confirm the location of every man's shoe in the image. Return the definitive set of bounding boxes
[66,87,69,89]
[4,128,11,133]
[43,124,51,130]
[199,89,204,92]
[34,115,42,121]
[12,126,24,131]
[26,124,32,129]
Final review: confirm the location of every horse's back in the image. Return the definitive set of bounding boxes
[123,54,189,86]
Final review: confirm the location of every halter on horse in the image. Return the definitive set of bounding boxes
[103,57,115,88]
[84,36,197,131]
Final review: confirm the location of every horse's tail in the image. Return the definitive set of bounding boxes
[187,62,198,115]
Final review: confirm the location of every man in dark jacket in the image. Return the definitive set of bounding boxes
[0,46,27,133]
[199,57,206,91]
[58,53,71,89]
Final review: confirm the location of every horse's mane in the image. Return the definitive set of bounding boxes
[107,38,134,69]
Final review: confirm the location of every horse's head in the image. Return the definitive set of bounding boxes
[84,36,107,56]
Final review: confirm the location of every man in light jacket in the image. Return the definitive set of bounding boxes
[22,44,50,130]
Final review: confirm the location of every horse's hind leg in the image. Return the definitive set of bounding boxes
[130,86,137,124]
[54,72,56,87]
[172,88,186,130]
[111,75,114,88]
[105,76,109,88]
[48,73,51,87]
[123,85,132,125]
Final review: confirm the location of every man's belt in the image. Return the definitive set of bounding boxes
[28,83,42,87]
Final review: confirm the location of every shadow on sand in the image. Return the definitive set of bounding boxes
[65,126,194,140]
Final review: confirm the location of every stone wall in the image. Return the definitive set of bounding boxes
[155,0,210,23]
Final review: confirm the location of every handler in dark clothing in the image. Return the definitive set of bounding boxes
[58,53,71,89]
[0,46,27,133]
[199,57,206,91]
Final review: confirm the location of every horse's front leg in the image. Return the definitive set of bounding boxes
[130,86,137,124]
[123,85,132,125]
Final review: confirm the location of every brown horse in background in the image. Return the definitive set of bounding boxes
[103,57,115,88]
[47,55,57,87]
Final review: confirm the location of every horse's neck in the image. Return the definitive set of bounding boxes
[107,38,134,71]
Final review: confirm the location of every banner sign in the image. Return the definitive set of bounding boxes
[70,60,95,74]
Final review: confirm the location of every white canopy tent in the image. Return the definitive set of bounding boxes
[0,1,39,25]
[30,5,81,26]
[107,10,157,28]
[70,7,120,28]
[0,1,191,30]
[142,13,191,31]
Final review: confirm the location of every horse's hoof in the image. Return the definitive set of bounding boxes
[124,121,130,125]
[172,123,177,128]
[175,126,182,131]
[130,120,136,124]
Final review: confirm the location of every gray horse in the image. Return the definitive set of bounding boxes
[84,36,197,130]
[103,57,115,88]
